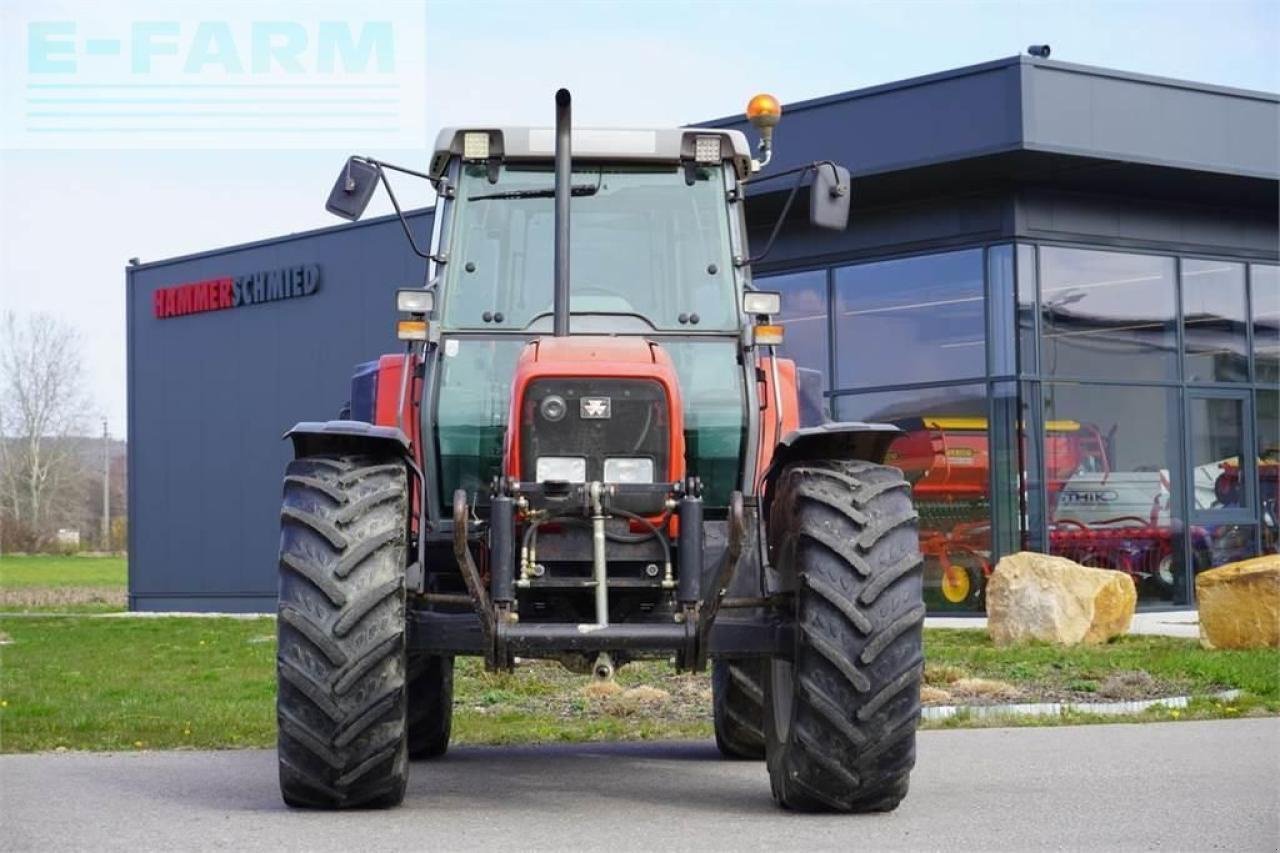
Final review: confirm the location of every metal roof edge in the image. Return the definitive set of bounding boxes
[1020,140,1280,181]
[1019,55,1280,103]
[697,54,1278,130]
[697,56,1025,126]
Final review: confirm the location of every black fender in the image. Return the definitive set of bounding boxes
[284,420,411,461]
[760,422,901,521]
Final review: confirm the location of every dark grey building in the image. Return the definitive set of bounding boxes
[127,55,1279,612]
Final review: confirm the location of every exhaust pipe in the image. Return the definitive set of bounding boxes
[553,88,572,337]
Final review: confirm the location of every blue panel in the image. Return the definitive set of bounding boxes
[126,210,432,608]
[709,61,1024,180]
[350,360,380,422]
[1023,64,1279,179]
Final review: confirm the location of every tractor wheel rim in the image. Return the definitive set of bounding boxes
[941,565,971,604]
[1157,556,1174,586]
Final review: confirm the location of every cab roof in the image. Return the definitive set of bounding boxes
[430,126,753,180]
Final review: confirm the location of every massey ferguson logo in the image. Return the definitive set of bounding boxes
[580,398,611,419]
[152,264,321,319]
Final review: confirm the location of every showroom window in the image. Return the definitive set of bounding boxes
[1182,259,1248,383]
[1015,244,1038,376]
[1039,383,1188,606]
[757,269,830,390]
[771,242,1273,613]
[833,249,985,390]
[1038,247,1177,382]
[837,384,994,611]
[1256,388,1278,555]
[1251,264,1279,384]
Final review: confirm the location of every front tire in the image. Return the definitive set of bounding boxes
[712,659,766,759]
[407,654,454,759]
[763,460,925,813]
[276,454,410,809]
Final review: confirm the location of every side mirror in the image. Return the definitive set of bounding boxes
[326,157,379,221]
[810,163,851,231]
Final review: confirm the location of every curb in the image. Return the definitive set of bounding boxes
[921,689,1243,721]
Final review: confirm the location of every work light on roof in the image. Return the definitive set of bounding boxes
[462,131,491,160]
[694,135,722,164]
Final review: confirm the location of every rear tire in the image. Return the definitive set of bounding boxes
[712,659,765,759]
[276,454,410,809]
[763,460,924,813]
[407,654,454,759]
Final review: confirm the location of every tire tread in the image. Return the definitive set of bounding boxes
[764,459,924,813]
[277,454,409,810]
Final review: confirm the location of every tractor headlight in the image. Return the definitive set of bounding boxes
[603,457,654,484]
[396,288,434,315]
[535,456,586,483]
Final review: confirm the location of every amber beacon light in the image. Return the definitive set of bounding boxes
[745,93,782,168]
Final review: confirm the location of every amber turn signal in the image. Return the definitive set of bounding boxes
[397,320,428,341]
[755,324,785,346]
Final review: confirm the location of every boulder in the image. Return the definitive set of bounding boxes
[986,551,1136,646]
[1196,555,1280,650]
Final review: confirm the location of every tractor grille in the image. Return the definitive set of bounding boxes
[520,378,669,483]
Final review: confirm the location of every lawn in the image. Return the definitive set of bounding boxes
[0,555,127,613]
[1,616,1275,753]
[0,616,707,752]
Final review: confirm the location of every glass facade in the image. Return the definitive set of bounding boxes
[760,248,1279,613]
[833,250,986,389]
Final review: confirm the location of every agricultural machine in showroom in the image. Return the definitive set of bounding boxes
[274,91,926,811]
[889,417,1267,607]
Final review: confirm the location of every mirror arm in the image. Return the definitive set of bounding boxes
[358,156,436,186]
[372,163,435,261]
[742,159,842,188]
[734,164,811,269]
[734,160,849,268]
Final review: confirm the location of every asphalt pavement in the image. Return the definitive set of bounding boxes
[2,718,1277,852]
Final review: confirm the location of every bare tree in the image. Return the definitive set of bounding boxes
[0,312,93,551]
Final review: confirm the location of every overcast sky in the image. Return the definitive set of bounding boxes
[1,0,1276,434]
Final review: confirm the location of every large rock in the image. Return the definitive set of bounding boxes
[986,552,1136,646]
[1196,555,1280,650]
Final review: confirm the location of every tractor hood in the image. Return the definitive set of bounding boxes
[503,336,687,493]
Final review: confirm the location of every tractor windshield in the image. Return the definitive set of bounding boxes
[441,162,738,332]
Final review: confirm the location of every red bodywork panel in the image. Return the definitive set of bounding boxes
[504,336,686,484]
[372,353,422,442]
[755,356,801,486]
[372,352,423,524]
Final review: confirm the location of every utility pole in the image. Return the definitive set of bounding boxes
[101,418,110,551]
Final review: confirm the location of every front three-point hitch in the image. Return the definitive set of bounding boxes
[435,478,770,673]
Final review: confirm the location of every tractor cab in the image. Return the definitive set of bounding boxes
[420,126,758,514]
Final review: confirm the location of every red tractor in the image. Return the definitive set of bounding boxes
[275,91,925,812]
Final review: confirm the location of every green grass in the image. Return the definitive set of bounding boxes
[0,616,276,752]
[0,616,708,752]
[0,619,1275,753]
[924,629,1280,703]
[0,555,126,613]
[0,555,126,588]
